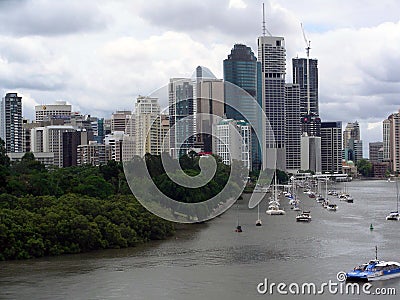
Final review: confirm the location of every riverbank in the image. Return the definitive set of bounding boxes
[0,193,175,261]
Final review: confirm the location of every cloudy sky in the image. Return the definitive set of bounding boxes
[1,0,400,156]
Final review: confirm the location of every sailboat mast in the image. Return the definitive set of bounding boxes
[325,177,328,200]
[237,203,240,226]
[396,180,399,212]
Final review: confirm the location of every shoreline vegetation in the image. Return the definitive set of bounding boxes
[0,140,232,261]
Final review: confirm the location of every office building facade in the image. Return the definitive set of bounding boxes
[168,79,194,158]
[292,58,321,136]
[284,83,301,173]
[343,121,363,162]
[320,121,342,173]
[223,43,262,170]
[35,100,71,122]
[257,35,286,170]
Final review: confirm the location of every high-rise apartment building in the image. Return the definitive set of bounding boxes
[383,112,400,172]
[135,96,160,157]
[257,35,286,170]
[223,44,262,170]
[1,93,23,153]
[168,79,194,158]
[35,100,71,122]
[284,83,301,173]
[77,141,111,166]
[320,121,342,173]
[383,119,391,162]
[214,119,251,170]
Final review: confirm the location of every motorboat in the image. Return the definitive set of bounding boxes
[339,193,354,203]
[315,195,324,203]
[328,190,338,196]
[386,211,400,221]
[296,211,312,222]
[345,194,354,203]
[386,179,400,221]
[266,206,286,215]
[326,204,337,211]
[346,247,400,282]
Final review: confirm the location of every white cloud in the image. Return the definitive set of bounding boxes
[229,0,247,9]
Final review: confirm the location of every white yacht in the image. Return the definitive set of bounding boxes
[296,211,312,222]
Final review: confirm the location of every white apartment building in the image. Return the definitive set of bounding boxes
[214,119,251,170]
[31,125,76,168]
[77,141,111,166]
[135,96,160,157]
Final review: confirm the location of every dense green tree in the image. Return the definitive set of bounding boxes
[356,159,373,177]
[276,169,289,184]
[0,138,9,167]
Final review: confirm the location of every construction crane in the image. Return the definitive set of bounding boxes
[301,23,311,115]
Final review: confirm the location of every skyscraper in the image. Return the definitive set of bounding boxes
[292,58,320,136]
[383,119,391,163]
[135,96,160,157]
[169,79,194,158]
[223,43,262,170]
[257,35,286,170]
[383,112,400,172]
[196,77,224,153]
[284,83,301,173]
[343,121,363,162]
[0,93,23,153]
[320,121,342,173]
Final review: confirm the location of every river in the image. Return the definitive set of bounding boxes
[1,179,399,299]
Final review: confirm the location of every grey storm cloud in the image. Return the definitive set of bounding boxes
[2,73,67,91]
[0,0,108,36]
[136,0,288,38]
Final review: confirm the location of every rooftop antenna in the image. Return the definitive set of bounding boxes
[301,22,311,115]
[262,3,272,36]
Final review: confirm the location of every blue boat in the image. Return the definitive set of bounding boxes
[346,247,400,281]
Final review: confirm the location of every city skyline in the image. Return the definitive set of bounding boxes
[1,1,400,156]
